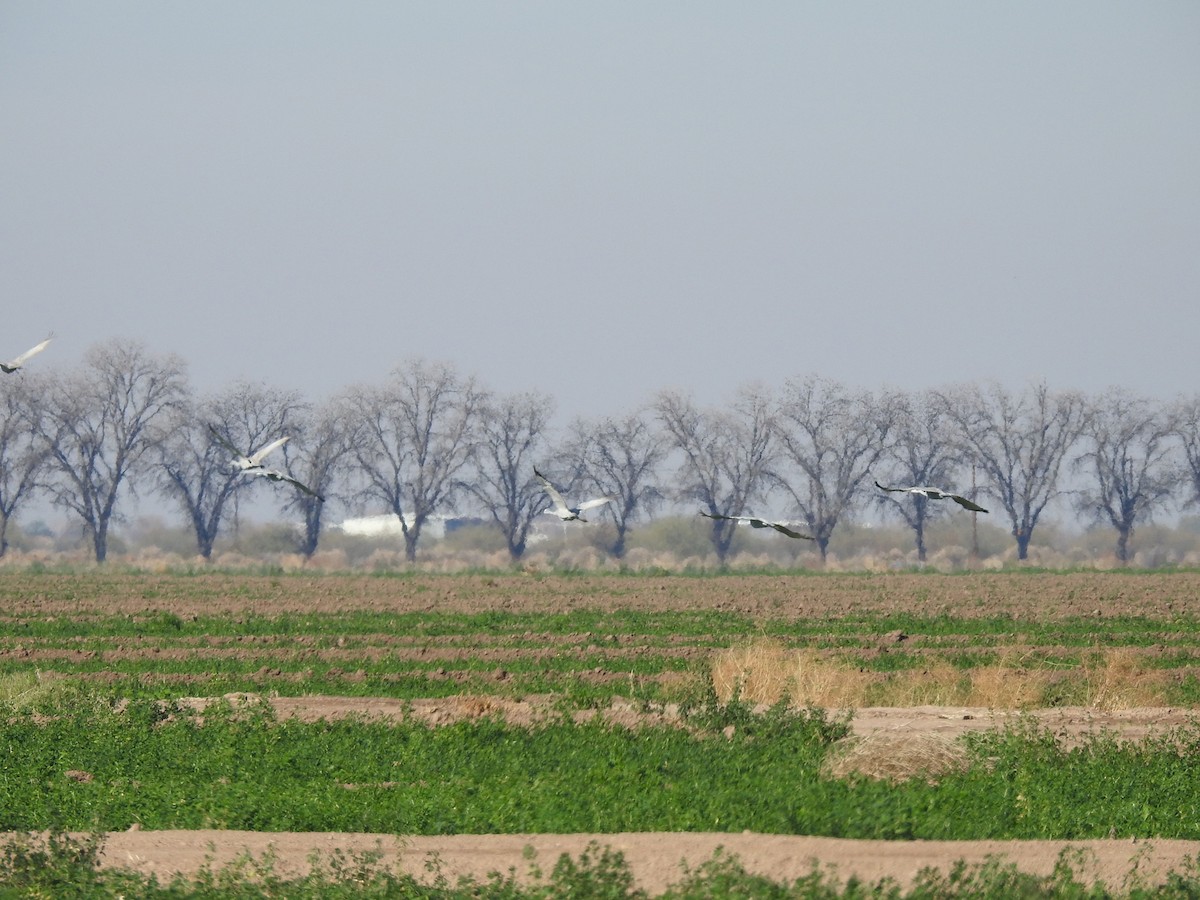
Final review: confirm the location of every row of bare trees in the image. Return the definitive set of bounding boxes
[662,378,1190,566]
[1,337,1197,566]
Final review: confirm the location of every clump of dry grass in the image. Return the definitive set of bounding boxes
[875,660,969,708]
[1080,647,1170,710]
[709,643,1171,713]
[965,666,1051,709]
[823,732,971,784]
[710,640,792,705]
[0,670,66,710]
[615,548,691,572]
[211,550,267,570]
[963,647,1169,710]
[964,649,1054,709]
[710,641,873,708]
[123,548,190,572]
[788,649,875,707]
[304,548,350,571]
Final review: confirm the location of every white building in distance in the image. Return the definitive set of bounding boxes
[334,514,447,541]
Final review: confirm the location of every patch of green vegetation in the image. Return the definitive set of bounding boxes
[6,607,1200,648]
[5,601,1200,709]
[3,697,1200,843]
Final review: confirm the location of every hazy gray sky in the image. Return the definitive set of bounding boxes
[3,2,1198,422]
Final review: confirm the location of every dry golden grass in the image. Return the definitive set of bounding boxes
[863,659,960,708]
[962,649,1055,709]
[710,642,1171,712]
[1079,647,1171,710]
[822,731,971,784]
[787,649,875,707]
[711,641,874,707]
[710,640,790,704]
[0,670,66,709]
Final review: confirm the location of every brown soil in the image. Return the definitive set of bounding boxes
[96,829,1200,894]
[180,692,1197,749]
[7,571,1200,893]
[3,570,1195,620]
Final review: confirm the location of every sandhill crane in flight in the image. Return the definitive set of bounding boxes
[534,468,616,522]
[208,426,323,500]
[699,510,815,540]
[1,335,53,373]
[208,425,289,473]
[874,480,988,513]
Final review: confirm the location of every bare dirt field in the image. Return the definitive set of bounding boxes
[96,829,1200,894]
[9,570,1200,892]
[7,569,1193,620]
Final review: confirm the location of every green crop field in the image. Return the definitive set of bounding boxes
[3,568,1200,896]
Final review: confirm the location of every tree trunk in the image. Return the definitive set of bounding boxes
[300,506,323,558]
[1115,527,1131,565]
[710,523,735,567]
[1015,527,1031,561]
[403,523,421,563]
[914,520,927,563]
[92,521,109,563]
[610,527,627,559]
[192,512,215,559]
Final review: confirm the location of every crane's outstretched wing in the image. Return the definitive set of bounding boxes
[760,520,815,540]
[248,435,289,466]
[253,467,325,502]
[576,495,617,513]
[699,510,814,540]
[282,474,324,502]
[533,467,572,516]
[701,510,740,525]
[2,335,53,373]
[948,494,988,513]
[875,479,987,513]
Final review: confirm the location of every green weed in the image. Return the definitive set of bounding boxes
[3,699,1200,842]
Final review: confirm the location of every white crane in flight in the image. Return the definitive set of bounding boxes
[208,426,323,501]
[209,426,289,472]
[699,510,815,540]
[1,335,53,373]
[534,468,615,522]
[874,480,988,513]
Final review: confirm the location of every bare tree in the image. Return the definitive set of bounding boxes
[656,386,775,566]
[0,375,51,556]
[571,409,667,559]
[41,339,188,562]
[940,380,1086,561]
[773,375,901,562]
[875,389,975,562]
[159,407,236,561]
[346,359,485,562]
[276,400,350,558]
[159,382,308,559]
[1074,389,1179,565]
[1173,394,1200,518]
[467,390,555,561]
